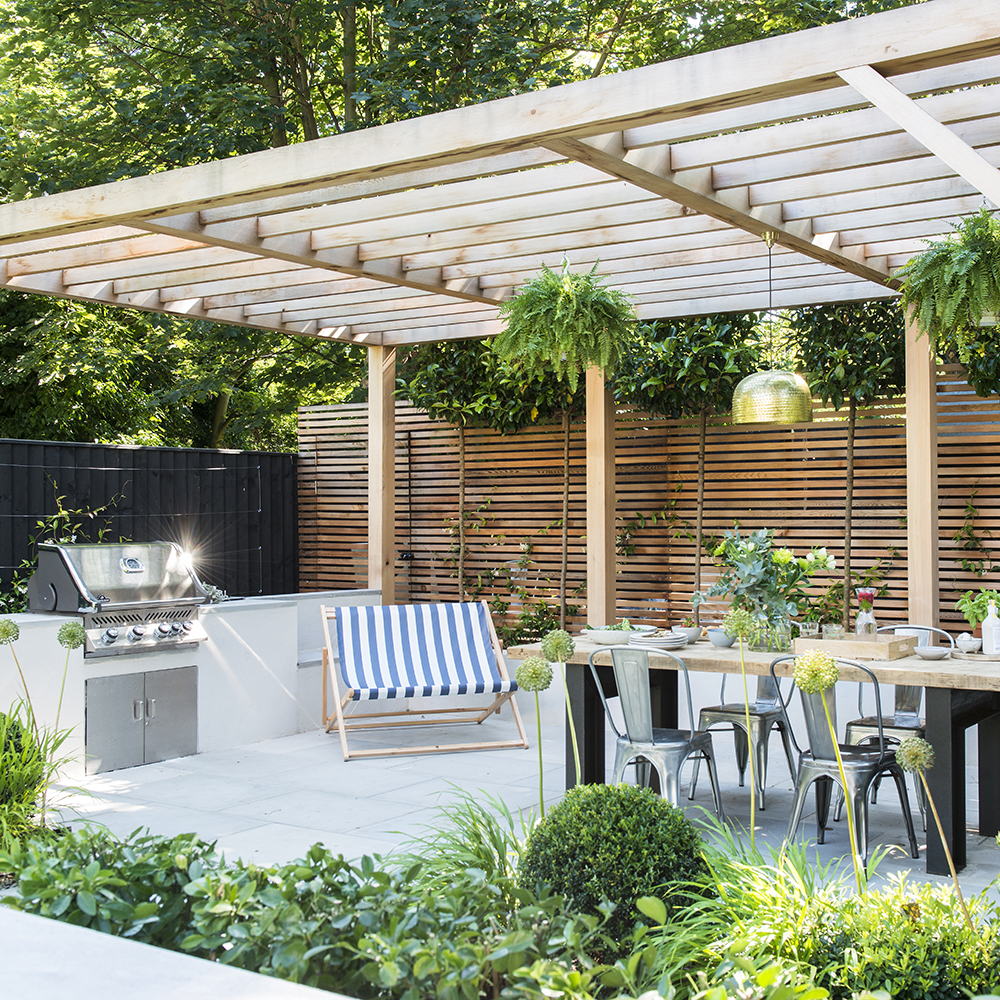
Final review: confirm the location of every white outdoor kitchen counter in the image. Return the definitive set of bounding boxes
[0,589,379,777]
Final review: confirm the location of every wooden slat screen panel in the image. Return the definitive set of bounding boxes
[298,367,999,635]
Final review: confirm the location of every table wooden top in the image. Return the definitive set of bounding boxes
[508,638,1000,692]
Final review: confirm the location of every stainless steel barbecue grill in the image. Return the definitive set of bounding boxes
[26,541,210,658]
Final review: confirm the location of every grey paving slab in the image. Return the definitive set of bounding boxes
[2,908,337,1000]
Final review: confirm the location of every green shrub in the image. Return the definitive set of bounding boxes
[0,704,46,853]
[518,783,712,945]
[1,825,607,999]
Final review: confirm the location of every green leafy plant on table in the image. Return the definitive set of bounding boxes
[693,524,835,650]
[956,587,1000,629]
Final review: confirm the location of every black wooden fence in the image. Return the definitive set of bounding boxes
[0,439,298,599]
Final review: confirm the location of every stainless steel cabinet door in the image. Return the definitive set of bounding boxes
[85,673,146,773]
[85,665,198,773]
[143,665,197,765]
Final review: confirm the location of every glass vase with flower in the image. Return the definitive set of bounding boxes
[693,525,837,652]
[855,586,879,635]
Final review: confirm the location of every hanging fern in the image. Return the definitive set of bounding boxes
[897,207,1000,361]
[492,262,637,392]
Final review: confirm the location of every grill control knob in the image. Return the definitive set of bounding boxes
[127,625,146,642]
[181,620,194,633]
[169,621,183,635]
[156,623,173,638]
[101,627,120,645]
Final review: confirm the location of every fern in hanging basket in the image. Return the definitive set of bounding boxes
[896,207,1000,361]
[492,262,636,391]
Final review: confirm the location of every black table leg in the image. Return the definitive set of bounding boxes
[565,662,605,786]
[564,661,680,789]
[978,711,1000,837]
[924,687,967,874]
[924,688,1000,875]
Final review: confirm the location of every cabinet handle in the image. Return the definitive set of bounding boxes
[146,698,156,719]
[132,699,144,721]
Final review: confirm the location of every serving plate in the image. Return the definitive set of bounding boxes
[581,626,656,645]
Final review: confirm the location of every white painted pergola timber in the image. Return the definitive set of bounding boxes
[1,0,998,623]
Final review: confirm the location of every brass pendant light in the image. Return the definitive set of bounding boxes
[731,232,813,425]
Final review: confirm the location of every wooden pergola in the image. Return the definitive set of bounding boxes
[1,0,997,625]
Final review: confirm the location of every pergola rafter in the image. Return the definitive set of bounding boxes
[1,0,998,621]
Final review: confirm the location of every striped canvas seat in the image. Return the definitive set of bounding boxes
[334,602,515,701]
[320,600,528,760]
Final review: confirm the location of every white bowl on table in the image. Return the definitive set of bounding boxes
[915,645,950,660]
[673,626,703,644]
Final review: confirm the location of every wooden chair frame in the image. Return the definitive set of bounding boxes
[320,600,529,760]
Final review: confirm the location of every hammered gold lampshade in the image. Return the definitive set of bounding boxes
[731,370,813,424]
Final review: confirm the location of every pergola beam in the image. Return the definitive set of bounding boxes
[543,132,894,287]
[0,0,992,246]
[838,63,1000,207]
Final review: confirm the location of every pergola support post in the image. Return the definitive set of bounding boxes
[586,367,616,626]
[904,309,938,626]
[368,345,396,603]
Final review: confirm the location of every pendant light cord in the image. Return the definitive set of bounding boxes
[763,231,777,368]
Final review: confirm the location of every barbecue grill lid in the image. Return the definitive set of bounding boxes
[27,541,209,613]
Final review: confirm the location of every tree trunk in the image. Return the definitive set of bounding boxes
[262,64,288,147]
[560,409,571,629]
[209,389,232,449]
[342,4,357,125]
[842,398,856,629]
[458,423,466,601]
[693,406,707,625]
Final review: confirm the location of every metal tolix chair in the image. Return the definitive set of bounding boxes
[588,646,725,819]
[688,672,797,810]
[771,654,919,868]
[837,625,954,828]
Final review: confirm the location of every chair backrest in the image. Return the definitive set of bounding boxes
[588,646,694,743]
[877,624,954,723]
[328,601,511,701]
[770,654,887,763]
[719,672,786,711]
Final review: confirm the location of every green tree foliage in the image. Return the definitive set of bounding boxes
[0,289,364,449]
[612,314,759,616]
[789,300,905,625]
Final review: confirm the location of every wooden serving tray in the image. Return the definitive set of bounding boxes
[792,635,918,660]
[951,650,1000,661]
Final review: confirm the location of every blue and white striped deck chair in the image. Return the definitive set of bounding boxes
[320,601,529,759]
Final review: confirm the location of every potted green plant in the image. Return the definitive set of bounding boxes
[955,587,1000,633]
[693,525,836,651]
[897,207,1000,361]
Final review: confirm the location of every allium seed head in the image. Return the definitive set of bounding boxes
[58,621,87,650]
[897,736,935,773]
[0,619,20,644]
[723,608,759,640]
[540,629,574,662]
[794,649,839,694]
[516,656,553,693]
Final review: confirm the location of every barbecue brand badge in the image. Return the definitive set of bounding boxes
[120,556,145,574]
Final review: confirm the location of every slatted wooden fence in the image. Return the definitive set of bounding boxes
[298,365,999,636]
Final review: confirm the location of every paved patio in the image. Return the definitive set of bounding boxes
[50,698,1000,897]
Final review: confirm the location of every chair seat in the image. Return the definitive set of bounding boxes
[846,715,923,736]
[701,702,784,720]
[631,728,712,748]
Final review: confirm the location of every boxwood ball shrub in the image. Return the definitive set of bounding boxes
[518,782,711,943]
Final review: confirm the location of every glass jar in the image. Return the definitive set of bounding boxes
[855,587,878,636]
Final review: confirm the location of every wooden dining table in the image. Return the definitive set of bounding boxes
[508,639,1000,876]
